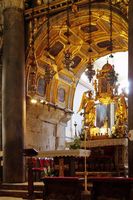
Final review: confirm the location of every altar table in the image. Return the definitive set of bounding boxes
[80,138,128,176]
[38,149,91,176]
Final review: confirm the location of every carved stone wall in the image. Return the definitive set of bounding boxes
[26,102,71,151]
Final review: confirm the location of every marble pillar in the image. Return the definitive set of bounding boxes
[2,1,26,182]
[128,0,133,177]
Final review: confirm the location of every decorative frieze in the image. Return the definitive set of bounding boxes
[3,0,24,10]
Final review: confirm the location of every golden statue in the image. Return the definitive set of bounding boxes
[115,92,128,124]
[78,90,96,127]
[114,91,128,137]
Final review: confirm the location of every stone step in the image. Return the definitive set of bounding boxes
[0,189,43,199]
[0,189,28,199]
[0,183,43,191]
[0,182,44,199]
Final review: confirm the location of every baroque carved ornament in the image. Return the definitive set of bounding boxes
[2,0,24,9]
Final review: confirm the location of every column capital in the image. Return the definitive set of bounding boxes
[2,0,24,10]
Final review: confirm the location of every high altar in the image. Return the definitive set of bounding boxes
[72,61,128,176]
[29,62,127,179]
[36,62,128,177]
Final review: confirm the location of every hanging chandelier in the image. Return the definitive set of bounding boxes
[44,64,56,83]
[109,0,113,58]
[44,0,56,84]
[28,3,38,97]
[94,1,119,105]
[85,0,95,83]
[85,59,95,83]
[63,0,74,71]
[63,49,74,70]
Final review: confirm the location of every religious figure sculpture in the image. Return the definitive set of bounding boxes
[115,94,127,123]
[78,61,127,139]
[78,90,96,128]
[113,91,128,137]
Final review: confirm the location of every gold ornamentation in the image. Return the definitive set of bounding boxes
[78,90,96,129]
[63,49,74,70]
[44,64,56,84]
[78,60,127,139]
[3,0,24,9]
[112,91,128,137]
[95,61,118,105]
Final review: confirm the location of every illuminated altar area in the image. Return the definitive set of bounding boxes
[69,60,128,176]
[77,60,128,141]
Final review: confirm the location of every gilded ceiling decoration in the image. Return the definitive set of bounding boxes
[2,0,24,9]
[24,1,128,110]
[24,0,129,20]
[25,0,128,80]
[0,0,128,110]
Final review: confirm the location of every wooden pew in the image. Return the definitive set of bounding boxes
[42,177,84,200]
[89,176,133,200]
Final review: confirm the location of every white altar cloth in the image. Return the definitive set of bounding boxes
[37,149,91,158]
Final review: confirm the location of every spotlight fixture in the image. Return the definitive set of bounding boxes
[30,98,37,104]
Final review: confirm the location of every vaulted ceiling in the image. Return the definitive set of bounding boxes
[25,0,128,108]
[25,0,128,79]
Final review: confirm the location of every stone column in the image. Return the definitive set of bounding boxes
[128,0,133,177]
[0,41,2,150]
[2,0,26,182]
[0,1,3,151]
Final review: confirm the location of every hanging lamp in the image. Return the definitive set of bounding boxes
[63,0,74,70]
[28,2,38,102]
[94,1,118,105]
[44,0,56,84]
[85,0,95,83]
[109,0,113,58]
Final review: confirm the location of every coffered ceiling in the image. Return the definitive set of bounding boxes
[25,0,128,80]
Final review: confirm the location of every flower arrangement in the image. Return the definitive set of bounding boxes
[69,136,81,149]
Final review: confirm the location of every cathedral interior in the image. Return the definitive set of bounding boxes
[1,0,133,199]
